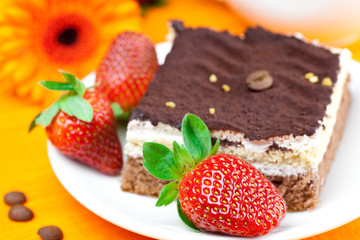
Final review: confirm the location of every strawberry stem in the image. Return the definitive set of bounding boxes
[29,71,94,132]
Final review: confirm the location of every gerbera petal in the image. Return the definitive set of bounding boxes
[0,25,19,38]
[30,82,47,102]
[111,1,141,16]
[98,2,140,22]
[101,18,142,38]
[0,39,27,54]
[14,80,33,98]
[12,56,38,84]
[82,0,108,12]
[0,0,142,104]
[1,60,19,78]
[4,6,32,23]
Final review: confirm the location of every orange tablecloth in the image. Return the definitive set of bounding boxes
[1,0,359,239]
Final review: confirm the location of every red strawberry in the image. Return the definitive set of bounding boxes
[30,71,122,175]
[143,114,286,237]
[179,154,286,236]
[96,32,158,112]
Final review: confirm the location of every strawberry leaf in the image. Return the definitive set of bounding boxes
[143,142,183,180]
[173,141,194,173]
[182,114,212,164]
[28,112,41,132]
[59,70,86,96]
[40,81,75,91]
[155,181,179,207]
[35,102,60,128]
[60,95,93,122]
[177,198,199,231]
[208,136,220,157]
[58,97,74,117]
[73,79,86,97]
[60,70,77,85]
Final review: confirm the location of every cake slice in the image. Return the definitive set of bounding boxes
[121,22,351,211]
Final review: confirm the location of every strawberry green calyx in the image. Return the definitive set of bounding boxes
[177,198,198,231]
[142,114,220,229]
[29,71,93,132]
[111,102,131,121]
[143,142,183,181]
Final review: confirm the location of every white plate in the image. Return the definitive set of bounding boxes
[48,43,360,240]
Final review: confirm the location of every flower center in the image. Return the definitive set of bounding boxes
[57,28,78,46]
[42,14,98,64]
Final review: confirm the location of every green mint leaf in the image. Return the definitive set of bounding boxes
[111,102,130,120]
[155,181,179,207]
[35,102,60,128]
[61,95,93,122]
[40,81,75,91]
[29,112,41,132]
[181,114,212,164]
[143,142,183,180]
[208,137,220,157]
[173,141,195,173]
[177,198,199,231]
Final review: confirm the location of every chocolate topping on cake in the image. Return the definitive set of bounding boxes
[267,142,291,152]
[131,25,340,140]
[171,20,185,33]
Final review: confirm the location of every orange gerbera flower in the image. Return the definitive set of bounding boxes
[0,0,142,104]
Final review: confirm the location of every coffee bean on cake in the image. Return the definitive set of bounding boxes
[246,70,273,91]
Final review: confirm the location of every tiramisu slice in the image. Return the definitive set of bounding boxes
[121,22,351,211]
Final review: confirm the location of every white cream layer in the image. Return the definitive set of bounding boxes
[125,48,351,177]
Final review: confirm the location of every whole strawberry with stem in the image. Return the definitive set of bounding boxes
[143,114,286,236]
[96,32,158,114]
[30,71,122,175]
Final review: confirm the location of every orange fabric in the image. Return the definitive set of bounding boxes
[1,0,359,239]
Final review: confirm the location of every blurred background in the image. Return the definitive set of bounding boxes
[1,0,359,105]
[1,0,359,239]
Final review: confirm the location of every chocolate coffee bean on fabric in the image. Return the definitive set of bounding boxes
[38,226,63,240]
[8,205,34,222]
[4,191,27,206]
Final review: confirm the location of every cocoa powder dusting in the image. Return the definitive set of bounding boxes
[131,24,339,140]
